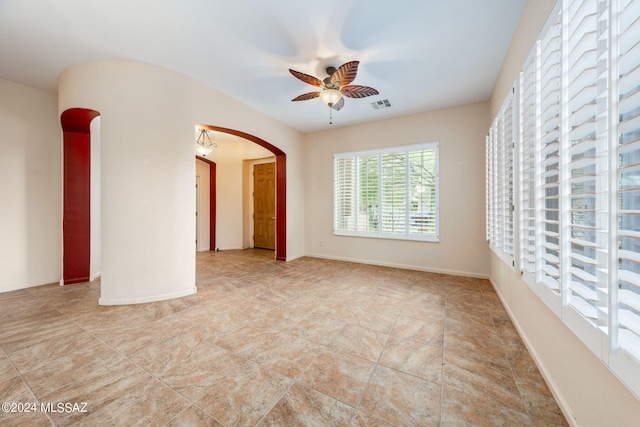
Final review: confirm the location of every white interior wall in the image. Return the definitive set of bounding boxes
[215,160,243,250]
[488,0,640,424]
[304,102,490,277]
[0,78,61,293]
[89,116,101,280]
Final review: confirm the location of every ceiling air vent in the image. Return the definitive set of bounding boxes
[371,99,391,109]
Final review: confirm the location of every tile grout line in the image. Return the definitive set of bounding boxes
[1,311,61,427]
[63,317,231,425]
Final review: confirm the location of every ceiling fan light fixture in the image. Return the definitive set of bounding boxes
[320,89,343,107]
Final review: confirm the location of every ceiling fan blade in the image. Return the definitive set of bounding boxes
[330,61,359,87]
[289,69,323,87]
[341,85,379,99]
[331,97,345,111]
[292,92,321,101]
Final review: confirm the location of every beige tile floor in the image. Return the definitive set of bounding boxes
[0,249,568,426]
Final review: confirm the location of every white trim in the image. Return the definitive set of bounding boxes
[217,246,245,251]
[0,277,62,293]
[334,141,439,159]
[89,272,101,282]
[99,286,196,306]
[305,252,489,279]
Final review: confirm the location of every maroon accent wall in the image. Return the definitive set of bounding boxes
[196,156,216,250]
[60,108,100,285]
[199,125,287,261]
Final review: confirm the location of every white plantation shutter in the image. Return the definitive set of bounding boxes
[494,119,506,251]
[563,0,610,332]
[520,52,538,283]
[334,143,438,242]
[486,135,493,242]
[409,149,437,236]
[486,96,516,265]
[488,127,499,246]
[503,96,516,258]
[381,152,407,234]
[334,157,355,231]
[356,155,379,232]
[617,0,640,362]
[538,9,563,301]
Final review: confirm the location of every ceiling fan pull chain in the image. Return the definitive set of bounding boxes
[329,106,333,125]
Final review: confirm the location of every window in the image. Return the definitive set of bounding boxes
[616,0,640,371]
[519,50,538,283]
[334,143,439,242]
[486,91,516,265]
[487,0,640,399]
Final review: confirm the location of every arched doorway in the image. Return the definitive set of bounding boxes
[60,108,100,284]
[199,125,286,261]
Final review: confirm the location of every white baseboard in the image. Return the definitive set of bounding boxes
[488,276,577,427]
[99,286,196,306]
[0,277,62,294]
[303,252,489,279]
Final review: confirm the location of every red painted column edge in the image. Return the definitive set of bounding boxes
[61,108,100,285]
[275,155,286,261]
[210,162,216,250]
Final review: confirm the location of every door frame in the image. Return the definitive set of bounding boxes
[195,156,216,251]
[252,161,276,250]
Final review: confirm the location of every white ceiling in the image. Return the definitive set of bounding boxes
[0,0,526,133]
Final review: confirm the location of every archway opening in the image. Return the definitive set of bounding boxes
[199,125,286,261]
[60,108,100,284]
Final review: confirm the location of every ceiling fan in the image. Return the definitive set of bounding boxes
[289,61,379,122]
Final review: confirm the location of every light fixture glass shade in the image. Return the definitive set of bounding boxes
[194,128,216,157]
[195,144,213,157]
[320,89,343,106]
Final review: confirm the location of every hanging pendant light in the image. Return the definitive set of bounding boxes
[195,128,216,157]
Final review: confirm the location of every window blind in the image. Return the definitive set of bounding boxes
[381,152,407,234]
[487,95,516,264]
[617,0,640,361]
[495,118,506,251]
[356,155,379,232]
[538,10,562,296]
[564,0,610,327]
[334,157,355,232]
[409,149,437,235]
[503,96,516,257]
[334,143,438,242]
[486,134,493,242]
[520,52,538,282]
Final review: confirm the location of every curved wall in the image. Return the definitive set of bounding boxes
[58,60,304,304]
